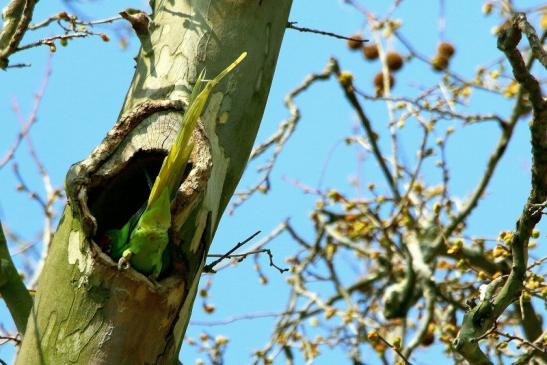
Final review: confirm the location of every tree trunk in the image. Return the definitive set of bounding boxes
[16,1,292,364]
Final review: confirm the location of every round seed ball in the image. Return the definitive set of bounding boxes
[347,34,364,50]
[437,42,456,58]
[386,52,404,71]
[373,72,395,95]
[363,44,379,60]
[431,55,450,71]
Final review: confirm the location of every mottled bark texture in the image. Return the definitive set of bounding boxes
[16,1,292,364]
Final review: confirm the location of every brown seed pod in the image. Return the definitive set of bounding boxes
[431,55,450,71]
[386,52,404,71]
[420,331,435,347]
[347,34,364,50]
[363,44,379,60]
[482,2,493,15]
[437,42,456,58]
[373,71,395,95]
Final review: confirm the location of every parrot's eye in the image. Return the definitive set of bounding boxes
[88,149,166,239]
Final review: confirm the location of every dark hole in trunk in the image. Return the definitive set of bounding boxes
[88,150,166,240]
[87,149,194,267]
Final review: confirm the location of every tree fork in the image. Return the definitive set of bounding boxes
[16,1,292,364]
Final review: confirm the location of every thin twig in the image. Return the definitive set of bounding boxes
[287,21,368,43]
[331,58,401,200]
[190,310,302,326]
[203,231,261,273]
[17,32,91,52]
[231,60,337,212]
[29,13,122,30]
[0,59,51,169]
[207,248,288,274]
[376,333,413,365]
[495,330,546,354]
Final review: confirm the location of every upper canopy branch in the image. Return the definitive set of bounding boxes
[453,13,546,364]
[0,0,36,68]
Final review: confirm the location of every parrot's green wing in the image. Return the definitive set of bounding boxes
[107,222,130,260]
[117,52,247,278]
[107,167,152,260]
[108,202,145,260]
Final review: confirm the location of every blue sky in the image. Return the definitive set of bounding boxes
[0,0,545,364]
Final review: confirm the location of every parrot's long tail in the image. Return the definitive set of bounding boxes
[147,52,248,207]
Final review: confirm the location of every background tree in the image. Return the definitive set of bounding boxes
[0,1,546,365]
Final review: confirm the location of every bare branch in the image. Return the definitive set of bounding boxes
[453,13,547,363]
[287,21,368,43]
[231,60,337,212]
[0,222,33,334]
[0,60,51,169]
[203,231,262,273]
[332,59,401,200]
[0,0,36,68]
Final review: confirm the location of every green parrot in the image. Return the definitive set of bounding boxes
[108,52,247,278]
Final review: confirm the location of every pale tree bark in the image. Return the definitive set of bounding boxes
[15,1,292,364]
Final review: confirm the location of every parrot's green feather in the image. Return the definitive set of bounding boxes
[122,189,171,277]
[107,225,129,260]
[108,203,144,260]
[109,52,247,278]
